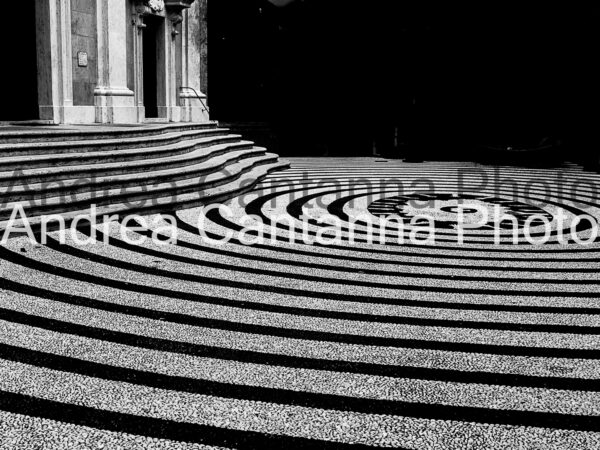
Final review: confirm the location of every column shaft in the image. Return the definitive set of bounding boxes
[95,0,136,123]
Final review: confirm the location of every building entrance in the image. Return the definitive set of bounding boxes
[143,16,161,119]
[0,1,39,121]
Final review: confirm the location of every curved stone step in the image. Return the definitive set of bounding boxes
[0,151,285,220]
[0,133,244,170]
[0,140,255,186]
[0,156,289,229]
[0,122,290,230]
[1,147,269,204]
[0,122,219,145]
[0,127,232,157]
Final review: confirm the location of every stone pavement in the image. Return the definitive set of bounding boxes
[0,158,599,449]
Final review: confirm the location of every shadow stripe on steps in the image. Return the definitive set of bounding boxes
[232,180,600,253]
[119,222,600,285]
[11,238,600,334]
[40,227,600,299]
[177,214,600,265]
[0,273,599,359]
[0,343,599,431]
[170,216,600,273]
[322,190,594,242]
[8,239,600,317]
[0,298,599,391]
[245,185,600,249]
[201,209,600,261]
[0,391,384,450]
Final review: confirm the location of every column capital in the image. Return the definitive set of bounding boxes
[165,1,196,9]
[165,0,196,27]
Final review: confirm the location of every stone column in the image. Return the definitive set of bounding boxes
[36,0,75,123]
[179,1,209,122]
[131,4,146,121]
[157,16,177,121]
[94,0,137,123]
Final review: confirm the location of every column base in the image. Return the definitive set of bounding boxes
[179,88,210,123]
[39,106,97,124]
[180,105,210,123]
[94,87,137,124]
[155,106,209,123]
[157,106,182,123]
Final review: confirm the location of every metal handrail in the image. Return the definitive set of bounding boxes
[180,86,209,113]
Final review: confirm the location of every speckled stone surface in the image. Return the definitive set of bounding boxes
[1,158,600,449]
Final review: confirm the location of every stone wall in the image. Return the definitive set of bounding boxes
[70,0,98,106]
[27,0,207,124]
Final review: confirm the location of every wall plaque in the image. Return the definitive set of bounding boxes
[77,51,88,67]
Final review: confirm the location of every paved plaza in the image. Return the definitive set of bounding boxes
[0,158,599,449]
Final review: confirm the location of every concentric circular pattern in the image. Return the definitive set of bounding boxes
[1,158,600,449]
[368,193,555,231]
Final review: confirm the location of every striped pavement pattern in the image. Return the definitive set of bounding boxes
[0,157,599,449]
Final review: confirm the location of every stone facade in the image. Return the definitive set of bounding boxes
[29,0,208,124]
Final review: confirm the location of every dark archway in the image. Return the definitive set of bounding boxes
[0,1,39,121]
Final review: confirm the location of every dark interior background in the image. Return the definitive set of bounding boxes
[210,1,599,161]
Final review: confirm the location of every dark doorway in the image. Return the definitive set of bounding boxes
[143,17,161,119]
[0,1,39,121]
